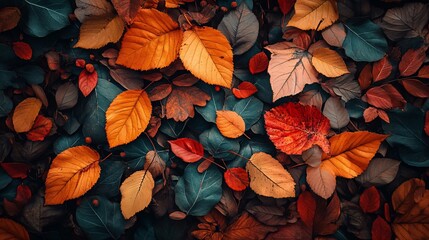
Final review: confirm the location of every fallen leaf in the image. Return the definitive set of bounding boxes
[297,191,316,229]
[311,48,349,77]
[45,146,101,205]
[12,42,32,60]
[172,73,199,87]
[78,69,98,97]
[372,216,391,240]
[55,82,79,110]
[0,163,30,179]
[246,152,295,198]
[0,7,21,32]
[0,218,30,240]
[232,82,258,99]
[111,0,142,24]
[322,23,346,47]
[74,0,114,22]
[223,212,277,239]
[425,112,429,136]
[264,102,331,155]
[117,9,183,70]
[288,0,339,30]
[12,98,42,133]
[180,26,233,88]
[26,115,52,141]
[169,138,204,163]
[372,56,392,82]
[363,107,379,123]
[399,47,426,77]
[148,84,173,101]
[322,97,350,129]
[356,158,400,187]
[299,90,323,110]
[166,86,210,121]
[277,0,296,15]
[246,205,288,226]
[306,165,336,199]
[359,64,373,90]
[359,186,380,213]
[106,90,152,148]
[418,65,429,78]
[216,110,246,139]
[401,79,429,98]
[302,145,322,167]
[224,168,249,191]
[120,170,154,219]
[249,52,269,75]
[266,220,312,240]
[144,150,166,179]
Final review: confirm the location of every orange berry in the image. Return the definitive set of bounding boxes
[85,137,92,144]
[85,63,95,73]
[75,59,85,68]
[92,198,99,207]
[220,6,228,12]
[231,1,237,8]
[215,86,221,92]
[120,152,126,158]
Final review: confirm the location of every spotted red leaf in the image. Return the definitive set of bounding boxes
[26,115,52,141]
[399,47,426,77]
[264,102,331,155]
[372,216,391,240]
[78,69,98,97]
[232,82,258,99]
[249,52,269,75]
[372,56,392,82]
[360,186,380,213]
[168,138,204,163]
[12,41,32,60]
[297,190,316,229]
[224,168,249,191]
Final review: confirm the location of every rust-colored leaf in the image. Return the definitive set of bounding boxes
[12,42,32,60]
[0,218,30,240]
[166,86,210,121]
[359,186,381,213]
[401,79,429,98]
[224,168,249,191]
[249,52,269,75]
[26,115,52,141]
[373,56,392,82]
[297,191,316,229]
[277,0,296,15]
[0,7,21,32]
[223,212,277,239]
[358,63,373,90]
[169,138,204,163]
[399,47,426,77]
[418,65,429,78]
[232,82,258,99]
[372,216,391,240]
[78,69,98,97]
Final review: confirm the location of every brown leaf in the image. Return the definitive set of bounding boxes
[399,47,426,77]
[112,0,142,24]
[166,86,210,121]
[266,220,312,240]
[358,63,372,90]
[223,212,277,240]
[149,84,173,101]
[401,79,429,98]
[0,7,21,32]
[172,73,199,87]
[372,56,392,82]
[247,205,288,226]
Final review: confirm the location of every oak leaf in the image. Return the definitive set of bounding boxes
[166,86,210,121]
[105,90,152,148]
[311,48,349,77]
[12,98,42,133]
[288,0,339,30]
[264,102,331,155]
[120,170,154,219]
[180,26,233,88]
[45,146,101,205]
[216,110,246,139]
[246,152,295,198]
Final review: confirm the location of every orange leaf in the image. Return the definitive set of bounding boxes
[360,186,381,213]
[26,115,52,141]
[12,98,42,133]
[12,41,32,60]
[117,9,183,70]
[224,168,249,191]
[169,138,204,163]
[287,0,339,30]
[45,146,101,205]
[372,216,392,240]
[232,82,258,99]
[391,178,425,214]
[249,52,269,74]
[418,65,429,78]
[0,218,30,240]
[365,86,393,109]
[297,190,316,229]
[372,56,392,82]
[106,90,152,148]
[401,79,429,98]
[399,47,426,77]
[223,212,277,239]
[321,131,388,178]
[120,170,154,219]
[364,107,379,123]
[264,102,331,155]
[216,110,246,139]
[358,63,373,90]
[180,26,233,88]
[311,48,349,77]
[166,86,210,121]
[78,69,98,97]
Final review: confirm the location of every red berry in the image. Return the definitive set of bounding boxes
[75,59,85,68]
[92,198,99,207]
[85,137,92,144]
[220,6,228,12]
[85,64,95,73]
[231,1,237,8]
[120,152,126,158]
[89,54,95,60]
[215,86,221,92]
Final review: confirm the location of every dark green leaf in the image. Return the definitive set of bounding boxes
[89,160,125,198]
[53,132,84,155]
[225,95,263,130]
[196,84,225,123]
[199,127,240,161]
[0,91,13,117]
[16,64,44,85]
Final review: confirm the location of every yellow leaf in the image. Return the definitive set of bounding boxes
[321,131,388,178]
[106,90,152,148]
[311,48,349,77]
[120,170,155,219]
[74,15,124,49]
[216,110,245,138]
[45,146,101,205]
[0,218,30,240]
[116,9,183,70]
[246,152,295,198]
[12,97,42,133]
[306,165,336,199]
[288,0,339,30]
[180,27,233,88]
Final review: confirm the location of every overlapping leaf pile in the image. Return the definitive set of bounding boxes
[0,0,428,239]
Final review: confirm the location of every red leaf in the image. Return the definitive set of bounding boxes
[224,168,249,191]
[264,102,331,155]
[277,0,296,15]
[372,216,392,240]
[3,185,32,216]
[359,63,372,90]
[297,191,316,229]
[78,69,98,97]
[365,87,392,109]
[401,79,429,98]
[384,203,391,222]
[399,47,426,77]
[425,112,429,136]
[359,186,381,213]
[381,84,406,108]
[377,109,389,123]
[372,56,392,82]
[418,65,429,78]
[26,115,52,141]
[169,138,204,163]
[12,42,32,60]
[232,82,258,99]
[249,52,269,75]
[0,163,30,179]
[266,220,312,240]
[363,107,378,123]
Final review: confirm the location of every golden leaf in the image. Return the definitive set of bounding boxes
[106,90,152,148]
[116,9,183,70]
[311,48,349,77]
[74,15,124,49]
[120,170,155,219]
[12,97,42,133]
[246,152,295,198]
[180,26,233,88]
[216,110,245,138]
[288,0,339,30]
[45,146,101,205]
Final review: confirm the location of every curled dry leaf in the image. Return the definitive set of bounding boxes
[216,110,246,139]
[12,98,42,133]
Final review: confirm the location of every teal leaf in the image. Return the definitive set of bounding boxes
[343,19,388,62]
[89,160,124,198]
[23,0,72,37]
[0,91,13,117]
[53,132,84,155]
[382,105,429,167]
[346,98,368,119]
[159,119,187,138]
[196,84,225,123]
[0,65,19,90]
[0,168,12,191]
[134,217,156,240]
[175,164,222,216]
[118,136,154,171]
[0,44,19,65]
[218,3,259,55]
[250,73,273,104]
[16,64,44,85]
[76,196,125,240]
[229,136,275,168]
[199,127,240,161]
[225,95,263,130]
